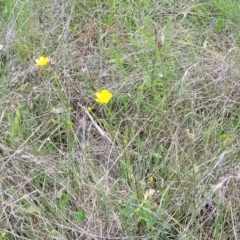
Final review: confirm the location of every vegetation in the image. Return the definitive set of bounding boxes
[0,0,240,239]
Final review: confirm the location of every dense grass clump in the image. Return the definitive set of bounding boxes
[0,0,240,239]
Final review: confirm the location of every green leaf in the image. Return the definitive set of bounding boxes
[26,206,39,214]
[14,45,26,59]
[198,6,208,14]
[215,18,224,34]
[76,208,85,222]
[112,50,127,76]
[56,188,79,216]
[13,109,21,135]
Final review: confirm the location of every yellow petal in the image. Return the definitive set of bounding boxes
[35,56,49,67]
[95,89,113,104]
[35,59,40,65]
[95,92,101,99]
[148,176,154,182]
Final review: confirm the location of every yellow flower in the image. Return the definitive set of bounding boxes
[95,89,113,104]
[148,176,154,183]
[51,119,57,124]
[1,232,6,238]
[87,107,92,112]
[55,76,60,81]
[17,86,25,92]
[35,56,50,67]
[51,230,56,236]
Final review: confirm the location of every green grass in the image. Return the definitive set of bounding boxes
[1,0,240,239]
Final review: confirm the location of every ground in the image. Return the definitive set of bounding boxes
[0,0,240,239]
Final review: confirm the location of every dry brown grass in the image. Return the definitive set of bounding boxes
[0,0,240,239]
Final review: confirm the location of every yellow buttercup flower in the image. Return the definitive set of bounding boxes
[50,230,56,236]
[51,119,57,124]
[17,86,25,92]
[95,89,113,104]
[148,176,154,182]
[35,56,50,67]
